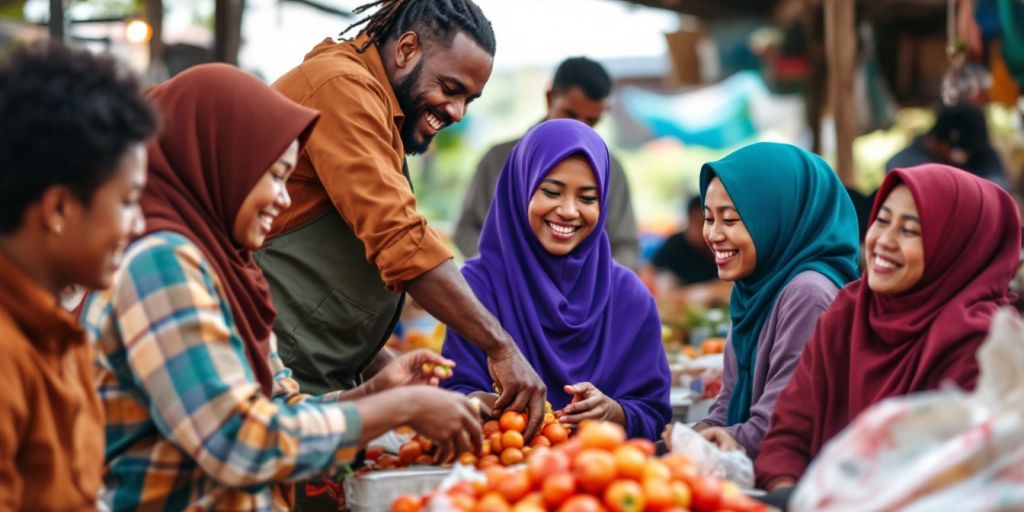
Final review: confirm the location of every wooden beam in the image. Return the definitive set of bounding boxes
[48,0,63,39]
[145,0,166,81]
[213,0,244,64]
[825,0,856,186]
[619,0,773,20]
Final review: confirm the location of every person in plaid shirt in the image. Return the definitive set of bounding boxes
[81,64,483,511]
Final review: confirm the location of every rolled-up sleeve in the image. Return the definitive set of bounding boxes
[301,74,451,291]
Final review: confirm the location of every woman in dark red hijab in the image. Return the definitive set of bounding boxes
[754,163,1021,491]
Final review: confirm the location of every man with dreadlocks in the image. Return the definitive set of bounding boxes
[258,0,546,452]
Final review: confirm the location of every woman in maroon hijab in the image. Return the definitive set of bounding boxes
[81,64,483,510]
[754,164,1021,492]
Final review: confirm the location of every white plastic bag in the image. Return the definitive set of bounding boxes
[792,308,1024,512]
[669,421,755,488]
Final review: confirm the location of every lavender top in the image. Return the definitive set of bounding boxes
[702,270,839,459]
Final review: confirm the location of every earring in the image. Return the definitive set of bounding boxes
[53,223,62,235]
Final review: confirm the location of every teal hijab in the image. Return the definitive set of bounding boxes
[699,142,860,425]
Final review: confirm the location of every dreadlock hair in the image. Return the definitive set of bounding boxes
[340,0,496,56]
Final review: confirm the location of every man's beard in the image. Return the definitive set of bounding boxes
[393,60,433,155]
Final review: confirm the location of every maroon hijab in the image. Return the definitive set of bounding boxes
[142,64,319,396]
[756,165,1021,486]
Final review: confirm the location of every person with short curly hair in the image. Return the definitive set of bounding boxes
[0,39,157,511]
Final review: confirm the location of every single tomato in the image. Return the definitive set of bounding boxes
[573,448,617,494]
[642,477,675,510]
[483,420,502,437]
[604,479,646,512]
[446,491,476,512]
[691,476,722,511]
[499,411,528,433]
[391,495,423,512]
[485,466,509,490]
[477,454,500,470]
[490,433,504,454]
[577,421,626,451]
[529,435,552,448]
[502,430,525,450]
[476,492,511,512]
[641,459,671,482]
[458,452,479,466]
[527,447,571,484]
[669,480,692,509]
[625,438,656,457]
[542,422,570,444]
[500,447,525,466]
[541,472,577,508]
[611,445,646,480]
[398,441,422,466]
[495,470,532,502]
[557,495,603,512]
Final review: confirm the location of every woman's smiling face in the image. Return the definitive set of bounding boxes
[528,154,600,256]
[703,177,757,281]
[865,184,925,294]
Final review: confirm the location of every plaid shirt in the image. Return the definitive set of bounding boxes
[81,232,362,511]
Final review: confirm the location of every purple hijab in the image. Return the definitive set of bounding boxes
[442,119,671,439]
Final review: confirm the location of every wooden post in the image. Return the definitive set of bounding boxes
[146,0,167,81]
[825,0,856,186]
[49,0,64,39]
[214,0,244,65]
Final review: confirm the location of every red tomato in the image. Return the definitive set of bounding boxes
[398,441,422,467]
[642,477,675,510]
[483,420,502,437]
[625,438,656,457]
[499,411,528,433]
[611,445,646,480]
[557,495,604,512]
[502,430,525,449]
[495,470,532,502]
[446,491,476,512]
[604,479,646,512]
[669,480,692,509]
[391,495,423,512]
[529,435,552,448]
[577,421,626,451]
[527,447,571,484]
[476,492,511,512]
[689,476,721,511]
[542,422,570,444]
[500,447,525,466]
[573,448,617,494]
[364,445,385,461]
[541,472,577,508]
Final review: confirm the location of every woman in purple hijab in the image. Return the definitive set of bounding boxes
[442,119,671,440]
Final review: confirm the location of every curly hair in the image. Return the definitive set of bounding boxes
[341,0,495,55]
[0,40,158,233]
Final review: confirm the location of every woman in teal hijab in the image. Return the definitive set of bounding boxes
[691,142,860,458]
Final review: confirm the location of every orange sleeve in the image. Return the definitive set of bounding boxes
[301,74,452,291]
[0,339,27,509]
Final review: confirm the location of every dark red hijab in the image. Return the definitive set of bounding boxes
[142,64,319,396]
[756,164,1021,486]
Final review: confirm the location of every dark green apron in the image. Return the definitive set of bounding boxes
[254,205,403,396]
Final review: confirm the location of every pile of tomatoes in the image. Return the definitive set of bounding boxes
[458,407,572,470]
[392,421,767,512]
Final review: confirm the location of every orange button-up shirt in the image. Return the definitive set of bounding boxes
[0,253,104,511]
[270,36,452,291]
